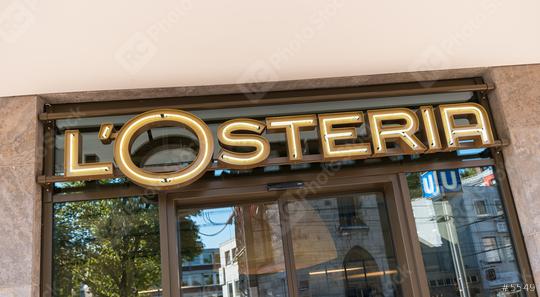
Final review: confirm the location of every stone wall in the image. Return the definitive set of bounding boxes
[485,64,540,286]
[0,96,42,296]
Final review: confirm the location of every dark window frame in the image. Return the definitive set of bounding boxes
[474,199,489,216]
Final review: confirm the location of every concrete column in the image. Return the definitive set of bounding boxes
[485,64,540,286]
[0,96,42,296]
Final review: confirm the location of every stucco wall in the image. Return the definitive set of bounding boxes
[0,66,539,296]
[2,1,540,97]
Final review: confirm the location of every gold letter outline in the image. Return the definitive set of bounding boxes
[64,130,114,178]
[217,118,270,169]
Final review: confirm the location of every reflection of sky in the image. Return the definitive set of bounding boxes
[190,207,235,249]
[457,148,486,156]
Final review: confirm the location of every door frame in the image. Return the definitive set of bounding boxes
[163,169,431,297]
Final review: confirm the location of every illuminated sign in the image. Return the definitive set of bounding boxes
[64,102,495,190]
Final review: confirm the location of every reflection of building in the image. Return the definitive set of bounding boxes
[219,239,240,297]
[181,249,222,297]
[214,195,399,297]
[292,193,398,297]
[231,204,289,297]
[414,168,519,296]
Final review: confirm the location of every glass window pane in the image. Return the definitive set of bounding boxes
[474,200,488,216]
[407,166,525,296]
[177,202,288,297]
[53,196,162,297]
[482,237,501,263]
[286,192,402,297]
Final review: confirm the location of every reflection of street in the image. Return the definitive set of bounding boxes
[412,167,523,296]
[179,167,521,297]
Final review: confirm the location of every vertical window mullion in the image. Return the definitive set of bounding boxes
[166,197,182,297]
[158,194,172,297]
[396,173,432,297]
[278,197,300,297]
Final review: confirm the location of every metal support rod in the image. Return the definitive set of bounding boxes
[39,79,492,121]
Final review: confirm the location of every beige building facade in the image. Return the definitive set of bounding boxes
[0,64,539,296]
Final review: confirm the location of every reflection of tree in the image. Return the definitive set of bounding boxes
[53,196,202,297]
[179,211,204,261]
[460,167,477,179]
[407,173,422,198]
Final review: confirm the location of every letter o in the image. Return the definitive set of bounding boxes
[114,109,214,190]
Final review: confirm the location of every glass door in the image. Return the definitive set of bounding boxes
[177,201,289,297]
[284,191,401,297]
[170,173,423,297]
